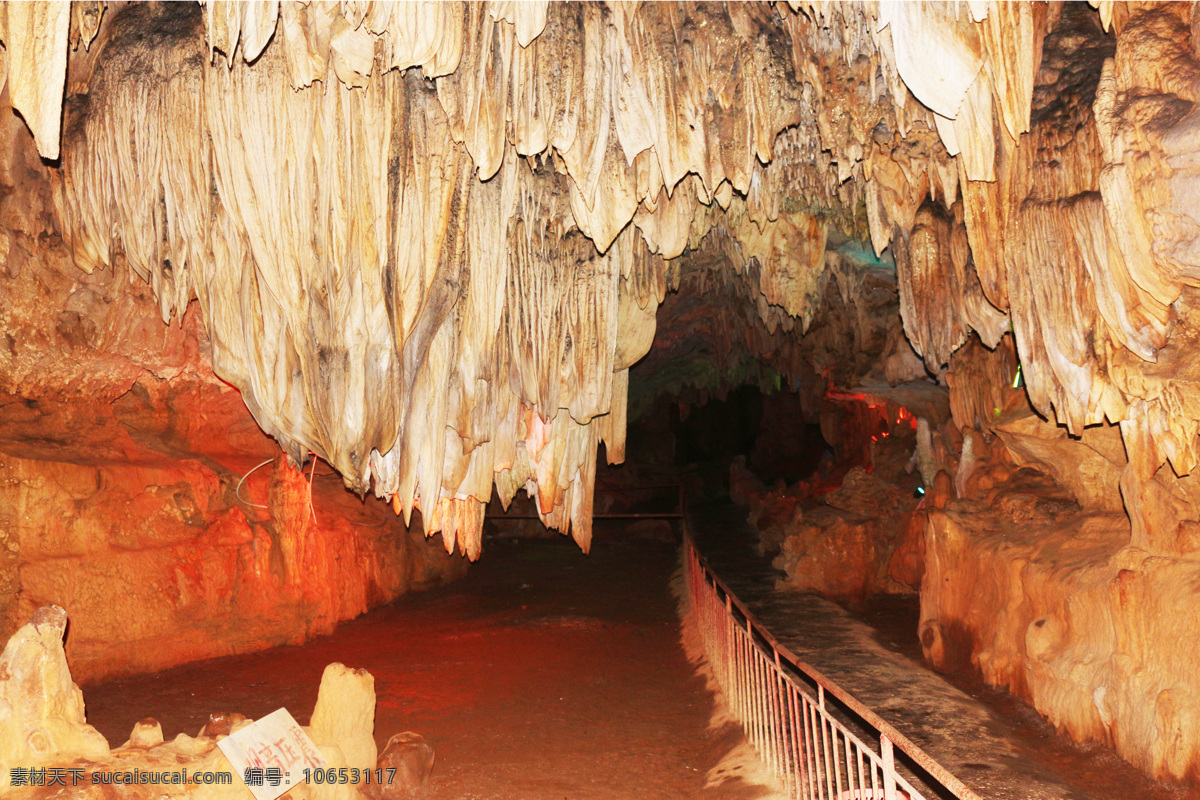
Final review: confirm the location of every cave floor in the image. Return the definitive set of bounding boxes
[81,524,769,800]
[688,499,1191,800]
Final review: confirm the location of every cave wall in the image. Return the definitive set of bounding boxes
[923,497,1200,782]
[913,330,1200,783]
[1,450,466,685]
[0,108,465,683]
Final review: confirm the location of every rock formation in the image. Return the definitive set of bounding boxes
[369,734,434,800]
[0,606,109,791]
[0,0,1192,559]
[0,606,422,800]
[2,0,1016,558]
[9,0,1200,786]
[0,47,466,680]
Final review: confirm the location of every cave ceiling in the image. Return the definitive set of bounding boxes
[1,0,1196,557]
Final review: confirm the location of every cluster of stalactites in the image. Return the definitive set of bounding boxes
[862,0,1200,553]
[46,1,862,558]
[27,0,1200,554]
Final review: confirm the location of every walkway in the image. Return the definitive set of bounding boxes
[687,499,1188,800]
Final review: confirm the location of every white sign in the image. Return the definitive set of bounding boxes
[217,708,328,800]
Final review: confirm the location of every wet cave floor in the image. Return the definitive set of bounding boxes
[81,524,766,800]
[79,504,1193,800]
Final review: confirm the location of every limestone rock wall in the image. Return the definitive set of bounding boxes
[769,466,928,603]
[922,490,1200,783]
[0,109,465,684]
[1,450,465,685]
[920,332,1200,783]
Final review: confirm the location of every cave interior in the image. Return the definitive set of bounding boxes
[2,1,1200,798]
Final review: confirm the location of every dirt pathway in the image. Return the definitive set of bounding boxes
[81,526,769,800]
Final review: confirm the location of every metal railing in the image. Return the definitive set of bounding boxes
[683,533,982,800]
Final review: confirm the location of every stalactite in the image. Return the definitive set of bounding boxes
[16,0,1200,785]
[45,2,825,558]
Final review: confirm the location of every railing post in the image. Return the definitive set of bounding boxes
[774,648,791,796]
[881,735,897,800]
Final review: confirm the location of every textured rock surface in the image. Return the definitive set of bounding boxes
[0,608,407,800]
[369,733,434,800]
[0,606,109,792]
[923,330,1200,784]
[2,440,466,684]
[0,0,1048,557]
[765,464,925,603]
[0,104,465,681]
[309,664,377,773]
[922,479,1200,783]
[746,378,930,604]
[3,0,1200,562]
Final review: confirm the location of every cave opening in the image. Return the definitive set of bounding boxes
[625,382,831,486]
[4,2,1200,800]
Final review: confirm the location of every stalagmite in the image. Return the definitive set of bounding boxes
[0,608,405,800]
[309,664,377,771]
[0,606,109,792]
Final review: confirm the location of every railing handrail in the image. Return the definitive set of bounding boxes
[682,505,982,800]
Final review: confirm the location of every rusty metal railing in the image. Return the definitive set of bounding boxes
[683,533,982,800]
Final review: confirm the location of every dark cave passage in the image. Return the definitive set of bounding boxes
[627,385,830,487]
